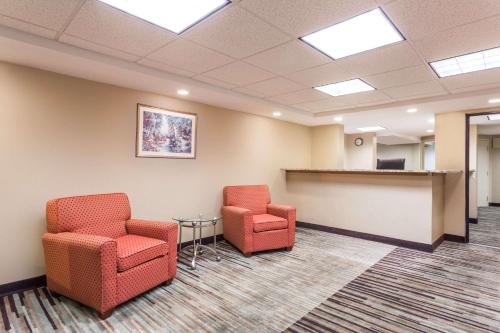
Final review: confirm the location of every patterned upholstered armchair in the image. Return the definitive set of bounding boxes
[221,185,296,256]
[42,193,177,319]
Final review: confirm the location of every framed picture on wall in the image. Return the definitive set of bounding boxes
[136,104,197,159]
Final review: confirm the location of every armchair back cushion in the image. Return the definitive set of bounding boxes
[223,185,270,215]
[46,193,130,238]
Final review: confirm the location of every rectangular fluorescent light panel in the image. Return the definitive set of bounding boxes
[430,46,500,78]
[98,0,229,34]
[315,79,375,96]
[301,8,404,59]
[357,126,386,132]
[488,114,500,120]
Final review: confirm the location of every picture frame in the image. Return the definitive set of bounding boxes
[136,104,197,159]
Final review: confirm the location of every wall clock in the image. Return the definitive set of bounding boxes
[354,137,364,146]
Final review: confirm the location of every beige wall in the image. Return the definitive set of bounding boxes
[491,138,500,203]
[0,62,311,284]
[435,111,466,237]
[344,133,376,169]
[311,125,344,169]
[377,143,421,170]
[469,125,478,219]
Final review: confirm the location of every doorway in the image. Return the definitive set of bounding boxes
[466,112,500,248]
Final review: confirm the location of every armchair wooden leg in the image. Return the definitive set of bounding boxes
[243,252,252,257]
[286,246,293,251]
[164,278,174,286]
[98,309,114,320]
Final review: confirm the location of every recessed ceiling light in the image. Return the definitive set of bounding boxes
[426,129,434,133]
[334,116,343,122]
[177,89,189,96]
[488,114,500,120]
[301,8,404,59]
[428,118,435,124]
[357,126,386,132]
[315,79,375,97]
[272,112,282,117]
[97,0,230,34]
[407,108,418,113]
[430,46,500,78]
[489,98,500,104]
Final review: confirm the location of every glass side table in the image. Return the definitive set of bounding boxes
[173,215,222,270]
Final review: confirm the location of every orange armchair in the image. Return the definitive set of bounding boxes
[221,185,296,256]
[42,193,177,319]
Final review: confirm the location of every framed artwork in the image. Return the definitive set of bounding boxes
[136,104,197,159]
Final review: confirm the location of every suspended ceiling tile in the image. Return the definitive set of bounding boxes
[240,0,378,37]
[183,5,290,59]
[138,58,195,77]
[59,34,140,62]
[242,77,305,97]
[383,80,447,100]
[363,65,436,89]
[384,0,500,41]
[0,0,82,32]
[202,61,275,86]
[147,39,234,74]
[244,40,331,75]
[64,0,175,57]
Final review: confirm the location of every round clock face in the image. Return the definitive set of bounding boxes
[355,137,364,146]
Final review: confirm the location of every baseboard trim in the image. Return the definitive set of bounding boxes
[432,235,444,250]
[296,221,434,252]
[443,234,466,243]
[0,275,46,298]
[468,218,478,224]
[489,202,500,207]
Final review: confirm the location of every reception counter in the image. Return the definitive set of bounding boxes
[283,168,462,251]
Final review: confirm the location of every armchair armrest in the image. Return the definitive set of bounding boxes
[221,206,253,254]
[267,204,296,222]
[126,219,178,243]
[267,204,296,247]
[42,232,117,313]
[126,219,178,277]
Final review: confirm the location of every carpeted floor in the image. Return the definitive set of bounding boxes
[286,242,500,333]
[3,228,500,333]
[0,228,394,333]
[470,206,500,248]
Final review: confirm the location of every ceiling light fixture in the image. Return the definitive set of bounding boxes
[430,46,500,78]
[315,79,375,97]
[334,116,343,122]
[357,126,386,132]
[407,108,418,113]
[487,114,500,120]
[489,98,500,104]
[301,8,404,59]
[97,0,230,34]
[177,89,189,96]
[272,112,282,117]
[426,129,434,133]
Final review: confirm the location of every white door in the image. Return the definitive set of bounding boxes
[477,139,490,207]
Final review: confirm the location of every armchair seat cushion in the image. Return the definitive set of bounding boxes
[253,214,288,233]
[116,235,168,272]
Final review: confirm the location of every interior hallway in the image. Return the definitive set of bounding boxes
[470,206,500,248]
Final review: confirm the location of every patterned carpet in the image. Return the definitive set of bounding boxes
[0,228,394,333]
[470,206,500,248]
[286,242,500,333]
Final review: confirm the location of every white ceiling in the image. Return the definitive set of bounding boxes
[1,0,500,136]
